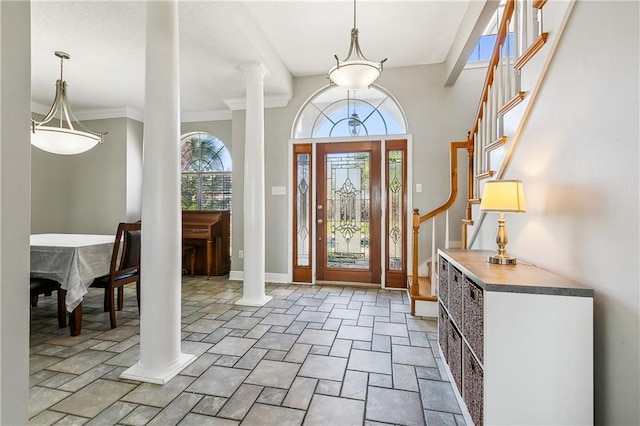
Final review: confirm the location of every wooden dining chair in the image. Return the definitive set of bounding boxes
[91,222,141,328]
[30,278,66,328]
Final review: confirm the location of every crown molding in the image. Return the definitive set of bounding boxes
[223,94,292,111]
[32,96,291,122]
[31,102,144,122]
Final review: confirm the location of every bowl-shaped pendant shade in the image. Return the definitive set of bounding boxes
[329,60,382,90]
[31,126,101,155]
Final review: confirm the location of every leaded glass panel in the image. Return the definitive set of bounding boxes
[296,153,311,267]
[388,150,404,271]
[293,85,406,139]
[325,152,370,269]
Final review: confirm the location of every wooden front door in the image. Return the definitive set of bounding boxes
[316,141,381,284]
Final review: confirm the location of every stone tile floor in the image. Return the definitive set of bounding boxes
[29,276,465,425]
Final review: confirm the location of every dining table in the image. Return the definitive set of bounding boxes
[30,233,114,336]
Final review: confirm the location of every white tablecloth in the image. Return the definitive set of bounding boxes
[30,234,114,312]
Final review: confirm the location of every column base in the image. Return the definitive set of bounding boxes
[235,295,273,307]
[120,353,197,385]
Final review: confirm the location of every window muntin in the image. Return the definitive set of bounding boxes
[180,132,232,211]
[293,85,407,139]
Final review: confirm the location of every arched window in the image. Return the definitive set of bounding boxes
[292,84,407,139]
[180,132,232,211]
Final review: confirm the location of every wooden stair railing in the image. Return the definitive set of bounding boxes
[462,0,548,249]
[464,0,549,247]
[409,0,552,315]
[409,141,467,315]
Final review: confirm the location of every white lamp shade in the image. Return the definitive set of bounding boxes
[329,60,381,89]
[480,180,526,213]
[31,126,101,155]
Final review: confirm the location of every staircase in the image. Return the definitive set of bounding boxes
[409,0,575,316]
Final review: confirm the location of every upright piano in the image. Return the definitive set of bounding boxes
[182,210,230,277]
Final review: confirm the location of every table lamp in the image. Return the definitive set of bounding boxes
[480,179,526,265]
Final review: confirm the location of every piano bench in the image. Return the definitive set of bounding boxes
[182,245,196,277]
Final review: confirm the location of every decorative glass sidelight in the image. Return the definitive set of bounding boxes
[296,153,311,267]
[387,150,404,271]
[325,152,370,269]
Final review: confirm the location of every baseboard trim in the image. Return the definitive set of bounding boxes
[229,270,243,281]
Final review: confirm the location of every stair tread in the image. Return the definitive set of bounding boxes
[408,275,438,302]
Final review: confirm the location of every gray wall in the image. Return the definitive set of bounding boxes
[31,116,142,234]
[0,1,31,422]
[126,118,143,221]
[230,64,485,275]
[471,1,639,423]
[181,120,232,148]
[30,65,484,275]
[231,111,246,272]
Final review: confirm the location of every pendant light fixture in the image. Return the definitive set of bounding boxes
[348,110,361,136]
[31,51,106,155]
[328,0,387,90]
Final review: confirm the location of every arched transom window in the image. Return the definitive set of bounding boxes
[292,84,407,139]
[180,132,232,211]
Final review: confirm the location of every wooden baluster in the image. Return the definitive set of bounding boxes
[473,132,479,197]
[520,0,527,52]
[411,208,420,298]
[514,0,522,60]
[445,210,450,250]
[431,218,437,297]
[492,79,498,141]
[488,85,494,143]
[506,19,513,100]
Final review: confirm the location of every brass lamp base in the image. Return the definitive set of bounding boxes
[487,255,517,265]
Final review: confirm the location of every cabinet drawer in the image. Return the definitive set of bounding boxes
[463,277,484,363]
[438,303,448,361]
[439,256,449,308]
[464,344,484,426]
[449,266,463,327]
[448,322,463,392]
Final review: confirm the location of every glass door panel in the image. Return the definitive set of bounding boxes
[293,144,312,282]
[326,151,370,269]
[316,142,380,284]
[385,140,407,288]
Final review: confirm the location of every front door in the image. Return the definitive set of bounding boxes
[316,141,381,284]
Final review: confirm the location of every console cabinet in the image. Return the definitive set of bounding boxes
[437,249,593,425]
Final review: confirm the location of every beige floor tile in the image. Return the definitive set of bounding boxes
[51,379,136,418]
[122,375,195,407]
[47,350,115,375]
[29,386,71,418]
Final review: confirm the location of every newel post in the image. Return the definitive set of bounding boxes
[411,208,420,297]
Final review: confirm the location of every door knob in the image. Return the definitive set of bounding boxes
[317,219,323,224]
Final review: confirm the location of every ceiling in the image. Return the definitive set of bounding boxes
[31,0,475,121]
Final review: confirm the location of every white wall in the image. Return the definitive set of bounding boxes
[471,1,639,423]
[0,1,30,423]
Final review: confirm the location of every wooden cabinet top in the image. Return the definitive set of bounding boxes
[440,249,593,297]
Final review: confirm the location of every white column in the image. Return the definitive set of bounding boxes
[120,0,195,384]
[0,1,30,423]
[236,63,272,307]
